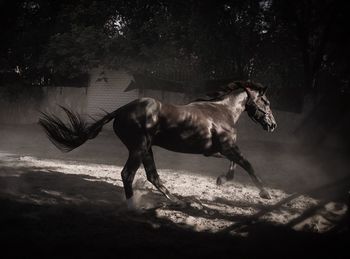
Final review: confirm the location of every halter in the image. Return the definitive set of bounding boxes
[242,83,267,123]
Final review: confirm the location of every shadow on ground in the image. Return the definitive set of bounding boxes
[0,165,349,259]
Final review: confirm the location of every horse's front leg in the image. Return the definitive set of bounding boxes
[216,161,236,185]
[209,153,236,185]
[221,144,271,199]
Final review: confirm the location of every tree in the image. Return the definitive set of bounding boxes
[1,0,349,94]
[271,0,350,92]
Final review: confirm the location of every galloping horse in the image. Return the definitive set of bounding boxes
[39,80,277,207]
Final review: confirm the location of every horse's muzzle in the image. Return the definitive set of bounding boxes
[268,122,277,132]
[262,120,277,132]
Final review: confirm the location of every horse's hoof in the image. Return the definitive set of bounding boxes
[259,190,271,199]
[126,197,137,210]
[174,200,187,209]
[166,193,186,208]
[167,197,186,209]
[216,175,227,185]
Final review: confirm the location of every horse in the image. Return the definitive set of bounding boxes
[39,80,277,208]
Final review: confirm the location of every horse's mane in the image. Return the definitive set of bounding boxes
[194,80,264,102]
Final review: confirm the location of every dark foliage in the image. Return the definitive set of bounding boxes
[1,0,349,93]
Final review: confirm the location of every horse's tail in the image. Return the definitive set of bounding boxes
[38,106,117,152]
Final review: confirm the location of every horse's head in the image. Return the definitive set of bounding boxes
[243,82,277,132]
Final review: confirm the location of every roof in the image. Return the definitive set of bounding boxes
[125,72,238,94]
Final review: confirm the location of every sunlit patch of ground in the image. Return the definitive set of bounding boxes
[0,152,347,235]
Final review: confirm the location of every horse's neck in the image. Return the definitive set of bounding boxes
[220,90,248,124]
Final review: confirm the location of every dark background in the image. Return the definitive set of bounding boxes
[1,0,349,91]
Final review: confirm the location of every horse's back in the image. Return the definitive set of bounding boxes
[113,97,161,136]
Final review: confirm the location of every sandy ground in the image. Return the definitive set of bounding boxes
[0,124,350,258]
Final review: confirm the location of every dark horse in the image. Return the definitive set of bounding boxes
[39,80,277,208]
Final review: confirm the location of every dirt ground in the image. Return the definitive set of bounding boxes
[0,124,349,258]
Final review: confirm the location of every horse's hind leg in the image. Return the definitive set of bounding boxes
[222,145,271,199]
[121,151,143,209]
[216,161,236,185]
[142,149,180,203]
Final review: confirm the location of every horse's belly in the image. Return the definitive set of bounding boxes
[153,131,217,155]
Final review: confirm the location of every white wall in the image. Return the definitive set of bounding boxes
[86,68,139,116]
[0,87,87,124]
[0,69,309,147]
[41,87,87,116]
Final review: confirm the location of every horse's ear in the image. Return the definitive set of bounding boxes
[246,80,252,88]
[244,85,254,99]
[259,86,267,96]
